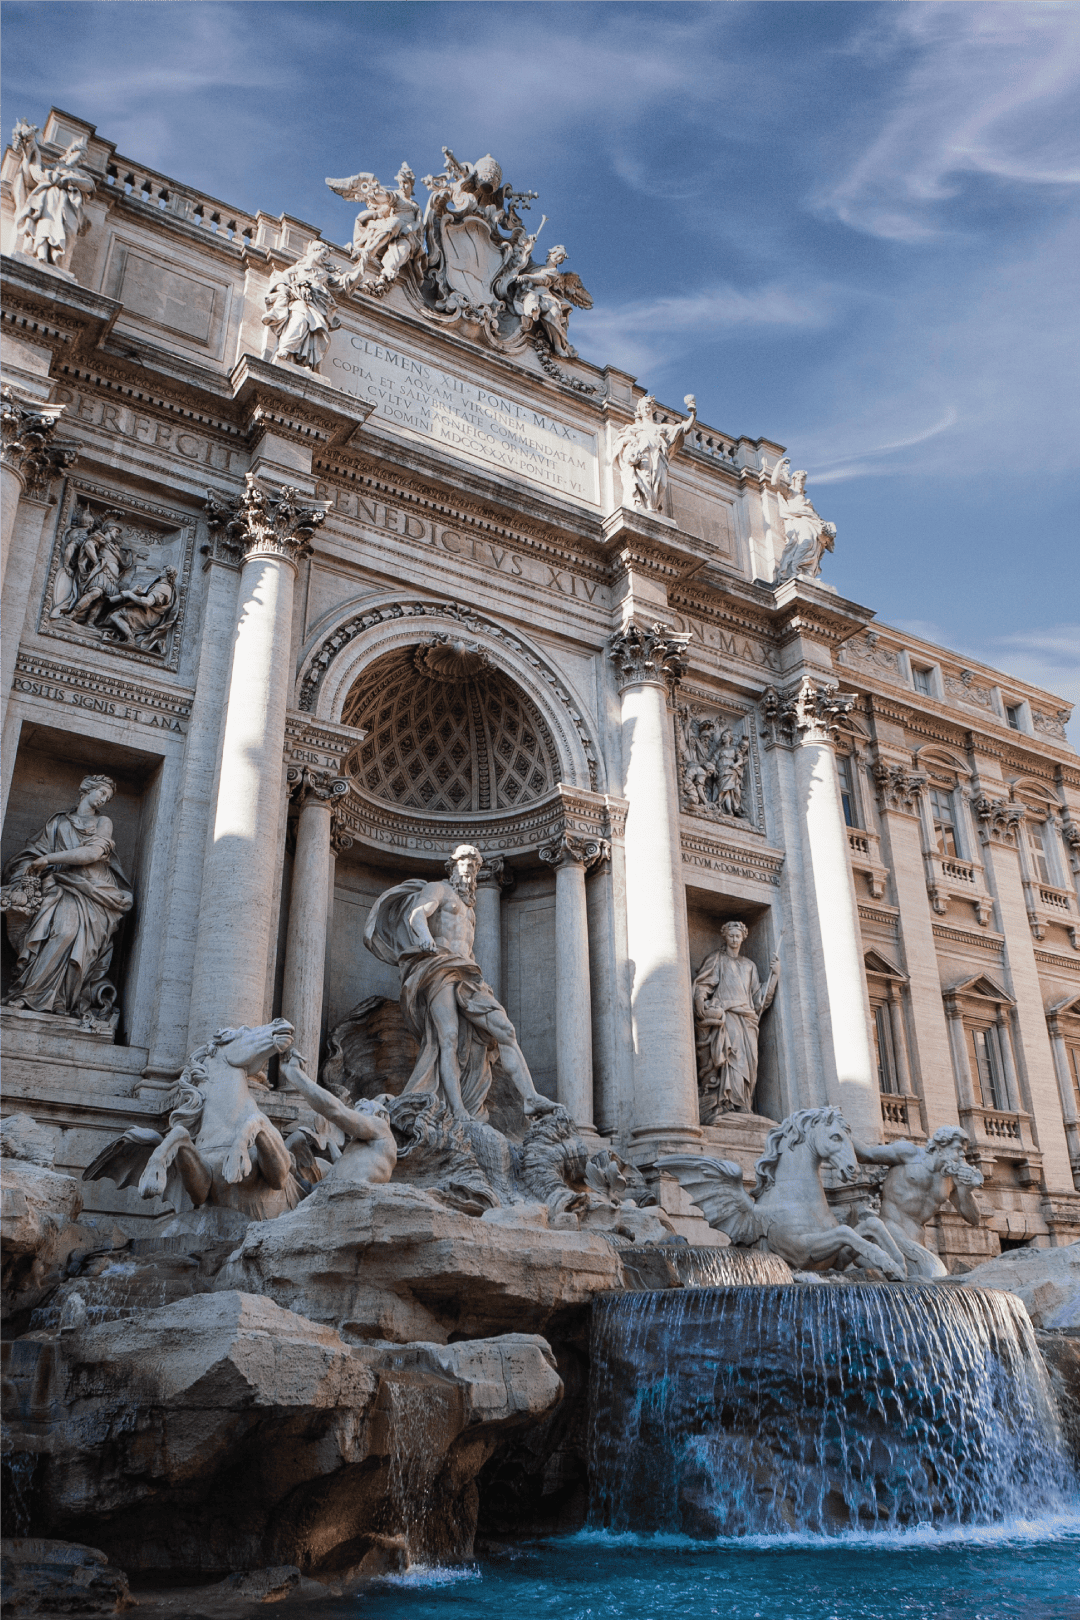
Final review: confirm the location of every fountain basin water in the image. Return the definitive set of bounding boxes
[588,1284,1075,1538]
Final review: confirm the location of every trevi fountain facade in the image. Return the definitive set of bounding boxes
[1,107,1079,1612]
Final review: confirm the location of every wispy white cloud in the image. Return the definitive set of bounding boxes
[816,3,1080,240]
[578,281,840,376]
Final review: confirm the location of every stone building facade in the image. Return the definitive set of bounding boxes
[3,108,1079,1266]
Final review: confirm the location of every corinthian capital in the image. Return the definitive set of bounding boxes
[973,793,1025,845]
[205,474,330,568]
[872,760,927,815]
[287,764,349,809]
[608,622,691,691]
[539,832,610,871]
[1,388,78,499]
[762,677,854,748]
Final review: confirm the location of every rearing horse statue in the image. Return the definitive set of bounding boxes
[658,1106,907,1279]
[85,1020,306,1221]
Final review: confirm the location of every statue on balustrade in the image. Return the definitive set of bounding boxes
[363,844,560,1125]
[262,240,350,372]
[693,921,780,1120]
[768,459,836,584]
[325,163,424,295]
[1,774,132,1024]
[10,120,96,275]
[613,393,697,513]
[853,1126,985,1279]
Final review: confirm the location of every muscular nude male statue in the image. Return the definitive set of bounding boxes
[363,844,559,1122]
[854,1125,984,1279]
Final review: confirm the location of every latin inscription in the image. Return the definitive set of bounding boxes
[327,333,599,505]
[313,482,608,607]
[13,657,190,735]
[51,386,242,473]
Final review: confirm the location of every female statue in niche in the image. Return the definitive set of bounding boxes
[1,774,133,1022]
[693,920,781,1120]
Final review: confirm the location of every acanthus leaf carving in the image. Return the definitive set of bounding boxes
[973,794,1025,845]
[873,761,928,816]
[1,387,78,499]
[761,678,854,748]
[206,474,329,568]
[608,622,691,691]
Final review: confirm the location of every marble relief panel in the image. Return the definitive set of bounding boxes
[38,479,195,672]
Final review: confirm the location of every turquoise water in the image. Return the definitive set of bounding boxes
[336,1522,1080,1620]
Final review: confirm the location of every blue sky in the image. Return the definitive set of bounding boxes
[3,1,1078,737]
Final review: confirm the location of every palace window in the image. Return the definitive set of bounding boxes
[930,787,961,858]
[1005,703,1023,731]
[1071,1045,1080,1113]
[873,1004,899,1094]
[837,752,859,828]
[1027,819,1054,885]
[971,1024,1009,1111]
[912,665,935,697]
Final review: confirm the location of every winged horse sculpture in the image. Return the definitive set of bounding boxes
[658,1106,907,1279]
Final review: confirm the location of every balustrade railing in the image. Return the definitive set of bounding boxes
[105,161,257,247]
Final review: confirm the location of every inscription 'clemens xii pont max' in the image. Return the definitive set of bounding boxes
[327,331,600,506]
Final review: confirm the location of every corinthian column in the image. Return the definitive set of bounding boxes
[540,833,608,1129]
[1,390,75,590]
[608,623,700,1159]
[187,477,329,1041]
[767,678,881,1138]
[280,767,348,1071]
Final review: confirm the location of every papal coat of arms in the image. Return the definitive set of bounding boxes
[323,147,592,379]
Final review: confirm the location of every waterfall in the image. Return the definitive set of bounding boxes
[669,1247,793,1287]
[588,1284,1075,1537]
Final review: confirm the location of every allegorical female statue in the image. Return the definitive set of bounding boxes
[262,240,349,373]
[613,393,697,513]
[693,920,781,1120]
[11,124,96,274]
[1,775,133,1021]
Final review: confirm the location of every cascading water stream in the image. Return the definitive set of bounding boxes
[588,1284,1075,1537]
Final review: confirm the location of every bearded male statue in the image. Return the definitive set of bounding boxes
[854,1125,985,1279]
[363,845,559,1123]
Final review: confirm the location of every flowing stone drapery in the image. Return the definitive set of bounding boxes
[609,623,701,1159]
[187,479,328,1041]
[280,768,348,1073]
[539,833,608,1129]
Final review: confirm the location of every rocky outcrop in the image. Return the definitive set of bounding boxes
[0,1539,134,1615]
[1,1160,91,1322]
[957,1241,1080,1328]
[214,1180,640,1344]
[2,1291,563,1577]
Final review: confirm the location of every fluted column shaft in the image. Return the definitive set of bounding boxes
[281,773,346,1070]
[609,624,699,1156]
[541,836,606,1128]
[187,478,328,1041]
[473,857,507,999]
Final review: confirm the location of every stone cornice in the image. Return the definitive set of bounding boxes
[228,355,373,451]
[679,825,784,888]
[931,923,1005,954]
[331,781,623,861]
[0,254,122,359]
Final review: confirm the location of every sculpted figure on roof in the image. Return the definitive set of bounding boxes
[325,163,423,295]
[768,459,836,584]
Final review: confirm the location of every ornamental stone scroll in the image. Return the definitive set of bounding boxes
[973,795,1025,846]
[873,761,927,817]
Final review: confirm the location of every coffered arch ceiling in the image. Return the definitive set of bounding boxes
[341,640,560,815]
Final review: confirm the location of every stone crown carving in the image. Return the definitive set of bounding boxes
[873,761,927,816]
[608,623,691,691]
[762,679,855,748]
[1,388,78,499]
[205,475,330,567]
[324,145,592,369]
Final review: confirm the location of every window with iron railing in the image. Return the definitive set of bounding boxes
[1027,819,1054,886]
